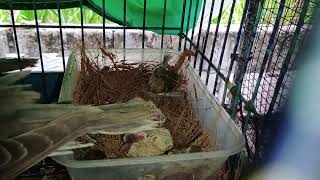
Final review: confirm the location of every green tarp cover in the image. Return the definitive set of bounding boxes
[87,0,203,34]
[0,0,203,35]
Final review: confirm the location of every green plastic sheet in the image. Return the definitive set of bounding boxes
[87,0,203,34]
[0,0,203,35]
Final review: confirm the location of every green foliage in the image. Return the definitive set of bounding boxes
[0,3,246,25]
[0,10,9,23]
[0,7,103,24]
[0,0,311,25]
[212,0,309,25]
[212,0,246,24]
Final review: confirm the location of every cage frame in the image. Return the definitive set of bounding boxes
[0,0,319,179]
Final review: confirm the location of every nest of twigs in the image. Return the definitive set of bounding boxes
[74,48,155,105]
[152,93,213,150]
[73,44,214,159]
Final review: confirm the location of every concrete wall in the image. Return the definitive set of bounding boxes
[0,24,297,112]
[0,24,296,73]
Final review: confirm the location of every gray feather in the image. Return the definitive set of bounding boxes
[0,145,11,169]
[0,71,163,179]
[0,140,27,169]
[0,133,52,180]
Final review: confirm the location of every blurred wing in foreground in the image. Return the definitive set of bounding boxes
[0,71,162,180]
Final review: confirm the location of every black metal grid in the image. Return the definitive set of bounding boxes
[241,0,317,115]
[233,0,319,163]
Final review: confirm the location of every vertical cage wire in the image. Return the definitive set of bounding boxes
[198,0,216,76]
[211,0,236,93]
[57,0,66,72]
[186,0,200,53]
[8,2,22,70]
[160,0,167,48]
[221,0,250,105]
[80,0,85,47]
[142,0,147,49]
[33,1,49,102]
[123,0,126,49]
[102,0,106,47]
[178,0,187,51]
[192,0,207,68]
[203,0,225,82]
[183,0,194,50]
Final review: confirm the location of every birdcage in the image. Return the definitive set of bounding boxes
[0,0,318,179]
[233,0,318,163]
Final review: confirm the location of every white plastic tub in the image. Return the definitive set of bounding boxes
[54,49,244,180]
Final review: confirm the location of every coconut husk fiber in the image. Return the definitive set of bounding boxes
[73,46,214,159]
[151,92,213,150]
[74,48,155,105]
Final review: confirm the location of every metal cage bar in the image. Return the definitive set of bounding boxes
[57,0,66,72]
[123,0,126,49]
[188,0,200,53]
[142,0,147,48]
[212,0,238,94]
[8,2,22,70]
[102,0,106,47]
[161,0,167,48]
[183,0,193,50]
[80,0,84,47]
[198,0,216,76]
[193,0,206,68]
[204,0,225,84]
[178,0,187,51]
[222,0,250,105]
[33,1,49,102]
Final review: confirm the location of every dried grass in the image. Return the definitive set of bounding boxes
[74,45,214,159]
[74,47,155,105]
[149,92,213,150]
